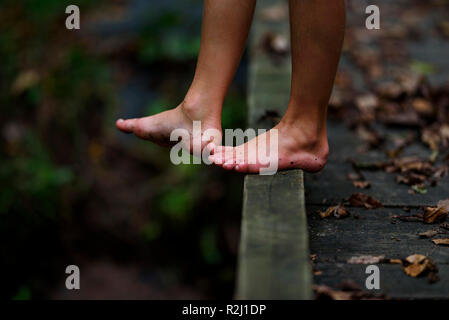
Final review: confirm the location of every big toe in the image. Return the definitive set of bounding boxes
[116,118,136,133]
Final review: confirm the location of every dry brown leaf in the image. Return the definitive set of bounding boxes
[347,172,362,181]
[314,283,383,300]
[437,199,449,211]
[432,238,449,246]
[419,230,438,238]
[353,181,371,189]
[389,259,402,264]
[355,125,383,147]
[355,94,378,115]
[403,254,438,278]
[440,222,449,230]
[422,128,440,152]
[423,206,448,224]
[319,204,349,219]
[314,285,353,300]
[348,193,383,209]
[412,98,434,116]
[376,81,403,99]
[396,173,426,186]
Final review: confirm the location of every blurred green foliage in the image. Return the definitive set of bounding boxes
[138,11,201,62]
[1,0,246,299]
[0,0,113,299]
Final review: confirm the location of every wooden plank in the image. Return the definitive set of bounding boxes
[236,171,312,299]
[308,206,449,264]
[305,122,449,207]
[314,263,449,299]
[235,0,313,300]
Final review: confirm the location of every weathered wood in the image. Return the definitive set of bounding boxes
[308,207,449,264]
[305,122,449,207]
[307,121,449,298]
[314,263,449,299]
[235,0,313,300]
[237,171,312,299]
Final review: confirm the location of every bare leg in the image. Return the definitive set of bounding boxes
[116,0,256,151]
[211,0,345,173]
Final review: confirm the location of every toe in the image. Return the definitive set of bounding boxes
[223,160,236,170]
[235,162,248,173]
[214,146,226,154]
[213,152,225,165]
[223,149,236,164]
[206,142,216,155]
[116,118,137,133]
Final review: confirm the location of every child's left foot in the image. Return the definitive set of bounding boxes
[208,121,329,174]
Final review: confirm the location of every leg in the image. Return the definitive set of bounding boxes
[211,0,345,173]
[116,0,256,151]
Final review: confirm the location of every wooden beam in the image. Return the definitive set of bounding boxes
[235,0,313,300]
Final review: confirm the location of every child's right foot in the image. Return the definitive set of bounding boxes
[116,98,222,153]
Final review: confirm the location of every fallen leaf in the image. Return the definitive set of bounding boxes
[319,204,349,219]
[419,230,438,238]
[376,81,403,99]
[437,199,449,211]
[422,128,440,152]
[410,60,437,76]
[347,172,362,181]
[432,238,449,246]
[355,125,383,147]
[353,181,371,189]
[389,259,402,264]
[412,98,434,116]
[411,184,427,194]
[440,222,449,230]
[314,284,383,300]
[423,206,448,224]
[403,254,438,278]
[314,285,353,300]
[355,94,378,110]
[396,173,426,186]
[348,193,383,209]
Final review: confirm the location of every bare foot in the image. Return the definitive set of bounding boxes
[208,121,329,174]
[116,99,222,154]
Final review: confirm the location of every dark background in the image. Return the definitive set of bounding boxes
[1,0,246,299]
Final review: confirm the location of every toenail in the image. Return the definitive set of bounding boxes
[117,118,124,122]
[236,165,240,170]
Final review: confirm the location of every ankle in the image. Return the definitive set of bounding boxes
[181,92,222,122]
[278,119,329,156]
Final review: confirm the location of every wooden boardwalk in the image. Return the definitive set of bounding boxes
[236,0,449,300]
[235,0,312,300]
[306,122,449,299]
[307,0,449,299]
